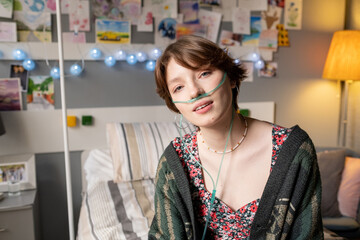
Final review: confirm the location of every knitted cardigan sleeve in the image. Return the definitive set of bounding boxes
[148,154,193,240]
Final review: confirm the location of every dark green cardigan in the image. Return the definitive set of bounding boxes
[149,126,324,239]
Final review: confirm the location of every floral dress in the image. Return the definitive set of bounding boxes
[172,124,292,239]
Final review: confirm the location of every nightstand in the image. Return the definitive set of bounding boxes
[0,189,39,240]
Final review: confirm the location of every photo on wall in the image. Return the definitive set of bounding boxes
[0,0,13,19]
[10,64,28,92]
[0,78,23,111]
[27,76,54,111]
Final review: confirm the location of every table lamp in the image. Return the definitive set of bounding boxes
[322,30,360,146]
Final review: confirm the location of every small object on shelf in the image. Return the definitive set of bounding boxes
[67,116,77,127]
[82,115,93,126]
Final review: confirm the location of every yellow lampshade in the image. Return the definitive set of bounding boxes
[322,30,360,81]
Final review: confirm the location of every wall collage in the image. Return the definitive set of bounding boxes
[0,0,303,112]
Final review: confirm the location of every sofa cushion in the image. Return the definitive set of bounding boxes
[338,157,360,219]
[323,216,360,231]
[317,149,346,217]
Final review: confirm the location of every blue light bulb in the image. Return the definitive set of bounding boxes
[145,60,156,71]
[136,51,147,62]
[50,67,60,79]
[70,64,82,76]
[254,60,265,69]
[115,50,127,60]
[22,59,36,71]
[251,53,260,62]
[90,48,102,59]
[104,56,116,67]
[126,54,137,65]
[233,58,241,65]
[149,48,162,60]
[13,49,27,60]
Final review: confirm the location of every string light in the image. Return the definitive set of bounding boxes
[89,48,102,59]
[136,51,147,62]
[13,49,27,60]
[70,63,83,76]
[149,48,162,60]
[126,54,137,65]
[22,59,36,71]
[115,50,127,60]
[146,60,156,71]
[50,67,60,79]
[254,59,265,69]
[104,56,116,67]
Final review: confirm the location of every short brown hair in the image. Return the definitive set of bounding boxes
[155,35,247,113]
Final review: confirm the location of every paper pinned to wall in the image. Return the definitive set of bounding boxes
[137,6,154,32]
[62,32,86,43]
[258,61,277,77]
[27,76,55,111]
[179,1,199,24]
[69,0,90,32]
[242,16,262,46]
[284,0,303,30]
[242,62,254,82]
[198,9,222,43]
[259,29,278,51]
[261,5,282,30]
[232,8,250,35]
[238,0,267,11]
[0,78,23,111]
[0,21,17,42]
[212,0,236,22]
[143,0,177,19]
[0,0,13,18]
[154,17,177,46]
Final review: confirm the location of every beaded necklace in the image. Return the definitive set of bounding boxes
[198,116,248,154]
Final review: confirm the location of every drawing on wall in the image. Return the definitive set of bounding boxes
[27,76,54,111]
[92,0,141,24]
[261,5,282,30]
[198,9,221,43]
[258,61,278,77]
[232,8,250,35]
[155,17,176,46]
[0,21,17,42]
[62,32,86,43]
[219,30,242,48]
[277,23,290,46]
[176,23,206,39]
[143,0,177,19]
[137,6,153,32]
[0,78,23,111]
[95,19,130,44]
[179,1,199,24]
[10,64,28,91]
[69,0,90,32]
[0,0,13,18]
[242,16,262,46]
[13,11,52,42]
[268,0,284,8]
[13,0,59,13]
[284,0,302,30]
[259,29,278,51]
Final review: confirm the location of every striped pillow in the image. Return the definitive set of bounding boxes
[77,179,155,240]
[106,122,195,182]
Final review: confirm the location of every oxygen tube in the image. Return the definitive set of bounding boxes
[174,72,235,239]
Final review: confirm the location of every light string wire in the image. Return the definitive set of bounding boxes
[177,107,235,240]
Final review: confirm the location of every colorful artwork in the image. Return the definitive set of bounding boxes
[238,0,267,11]
[199,0,221,6]
[259,29,278,51]
[261,5,282,30]
[242,16,262,46]
[268,0,284,8]
[137,6,153,32]
[13,0,59,13]
[284,0,302,30]
[276,24,290,46]
[0,0,13,18]
[27,76,54,111]
[92,0,141,24]
[69,0,90,32]
[143,0,177,19]
[198,9,221,43]
[258,61,278,77]
[13,11,52,42]
[0,78,23,111]
[62,32,86,43]
[10,64,28,91]
[219,30,242,48]
[154,17,176,46]
[176,23,206,39]
[0,163,27,183]
[232,8,250,35]
[179,1,199,24]
[0,22,17,42]
[95,19,130,44]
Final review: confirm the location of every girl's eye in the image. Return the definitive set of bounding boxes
[200,71,211,78]
[173,85,183,93]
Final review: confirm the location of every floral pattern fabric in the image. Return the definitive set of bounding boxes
[172,123,292,239]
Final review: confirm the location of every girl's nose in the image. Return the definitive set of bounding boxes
[189,82,205,100]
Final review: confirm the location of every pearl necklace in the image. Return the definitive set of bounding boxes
[199,117,248,154]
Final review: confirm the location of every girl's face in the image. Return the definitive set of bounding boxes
[166,58,235,129]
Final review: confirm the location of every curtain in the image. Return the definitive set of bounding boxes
[346,81,360,151]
